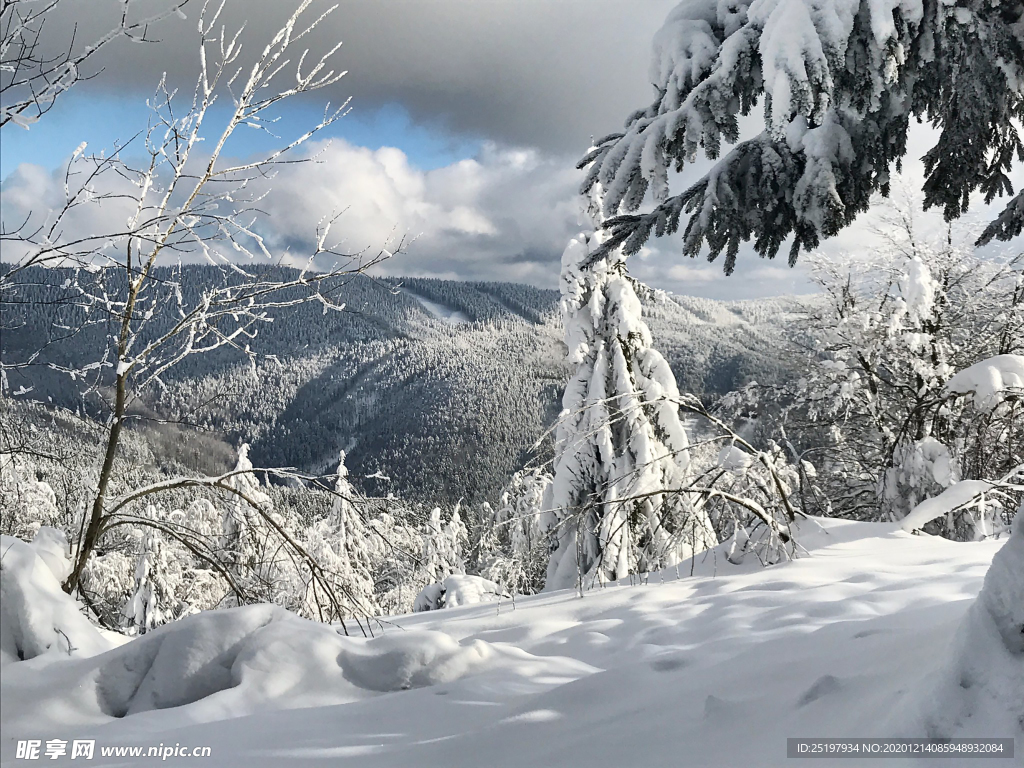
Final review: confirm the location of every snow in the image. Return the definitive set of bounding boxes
[0,534,113,667]
[2,518,1016,767]
[413,575,508,612]
[912,513,1024,742]
[944,354,1024,410]
[899,480,994,533]
[403,291,471,325]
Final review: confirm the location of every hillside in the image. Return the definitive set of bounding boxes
[1,268,811,504]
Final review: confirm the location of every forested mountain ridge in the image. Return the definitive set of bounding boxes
[1,266,811,503]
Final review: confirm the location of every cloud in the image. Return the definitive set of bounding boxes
[38,0,678,155]
[2,125,1017,301]
[0,139,583,286]
[245,140,581,284]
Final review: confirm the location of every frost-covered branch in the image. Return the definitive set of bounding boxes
[0,0,188,128]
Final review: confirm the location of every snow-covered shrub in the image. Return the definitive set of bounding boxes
[123,519,177,636]
[420,504,468,584]
[0,452,58,541]
[476,470,552,595]
[412,575,508,612]
[297,451,380,622]
[768,233,1023,538]
[673,400,809,566]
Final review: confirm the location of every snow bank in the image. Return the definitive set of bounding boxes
[944,354,1024,409]
[910,511,1023,740]
[0,533,112,666]
[2,518,1010,767]
[978,509,1024,654]
[338,630,495,692]
[2,598,588,739]
[413,575,508,611]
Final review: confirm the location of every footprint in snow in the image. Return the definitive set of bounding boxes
[648,655,688,673]
[798,674,842,707]
[704,695,731,720]
[852,628,888,639]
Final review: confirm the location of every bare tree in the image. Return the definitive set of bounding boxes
[1,0,398,610]
[0,0,186,128]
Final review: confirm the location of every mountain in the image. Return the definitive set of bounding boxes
[1,267,812,504]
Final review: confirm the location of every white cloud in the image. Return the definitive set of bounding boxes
[3,120,1018,301]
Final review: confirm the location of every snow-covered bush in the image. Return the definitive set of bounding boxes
[298,452,380,622]
[0,453,58,541]
[476,470,552,595]
[412,575,508,612]
[770,233,1022,538]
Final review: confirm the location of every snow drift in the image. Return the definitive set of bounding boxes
[1,545,592,740]
[0,532,111,666]
[909,509,1024,740]
[413,574,508,612]
[1,518,1016,767]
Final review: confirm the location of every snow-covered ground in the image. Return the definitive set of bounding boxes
[2,519,1018,767]
[403,291,472,325]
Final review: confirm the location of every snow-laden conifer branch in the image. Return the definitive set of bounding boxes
[576,0,1023,269]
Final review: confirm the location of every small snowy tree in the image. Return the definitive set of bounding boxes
[0,0,397,594]
[577,0,1022,271]
[478,469,551,595]
[0,451,58,540]
[221,444,273,595]
[544,195,717,591]
[420,504,467,584]
[123,508,176,635]
[300,451,378,621]
[445,501,469,573]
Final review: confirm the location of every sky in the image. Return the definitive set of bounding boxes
[1,0,1020,300]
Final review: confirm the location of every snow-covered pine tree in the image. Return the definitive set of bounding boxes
[305,451,378,619]
[124,509,175,635]
[478,469,552,594]
[221,443,273,604]
[420,504,468,585]
[421,507,448,584]
[498,468,551,563]
[445,501,469,574]
[544,195,717,591]
[578,0,1023,272]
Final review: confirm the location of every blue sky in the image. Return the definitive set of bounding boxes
[1,90,481,178]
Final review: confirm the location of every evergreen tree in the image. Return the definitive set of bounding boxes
[578,0,1023,271]
[478,469,552,595]
[221,443,273,604]
[124,510,175,635]
[306,450,378,618]
[544,195,717,591]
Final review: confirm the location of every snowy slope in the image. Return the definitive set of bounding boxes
[401,290,472,325]
[1,519,1016,768]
